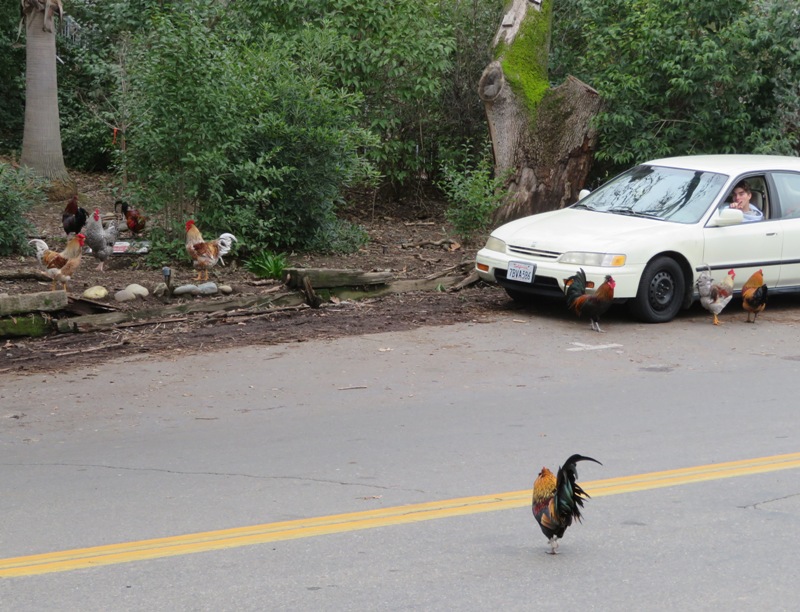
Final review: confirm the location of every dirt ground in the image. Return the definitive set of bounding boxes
[1,171,515,375]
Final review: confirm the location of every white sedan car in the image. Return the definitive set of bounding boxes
[475,155,800,322]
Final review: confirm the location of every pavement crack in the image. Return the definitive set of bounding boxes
[2,462,427,494]
[738,492,800,510]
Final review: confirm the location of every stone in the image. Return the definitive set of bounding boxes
[173,284,198,296]
[125,283,149,298]
[82,286,108,299]
[196,282,219,296]
[114,289,137,302]
[219,285,233,295]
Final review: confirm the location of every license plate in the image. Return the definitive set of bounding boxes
[507,261,536,283]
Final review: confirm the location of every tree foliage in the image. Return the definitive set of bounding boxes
[0,163,42,256]
[123,5,375,254]
[551,0,800,177]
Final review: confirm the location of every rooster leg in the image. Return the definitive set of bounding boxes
[713,313,720,325]
[746,312,752,323]
[96,261,104,272]
[193,270,203,281]
[591,320,605,333]
[546,536,559,555]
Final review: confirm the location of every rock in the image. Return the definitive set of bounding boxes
[219,285,233,295]
[114,289,137,302]
[82,286,108,300]
[125,283,149,298]
[173,284,198,296]
[196,282,219,296]
[153,282,168,298]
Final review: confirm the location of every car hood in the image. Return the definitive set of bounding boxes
[494,209,675,252]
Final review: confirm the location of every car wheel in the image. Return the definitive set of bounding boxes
[630,256,685,323]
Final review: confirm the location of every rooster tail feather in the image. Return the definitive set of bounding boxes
[554,454,602,521]
[216,233,237,258]
[564,268,587,310]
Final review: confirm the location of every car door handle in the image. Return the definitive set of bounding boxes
[766,232,778,236]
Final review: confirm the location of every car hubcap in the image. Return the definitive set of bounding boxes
[649,271,674,310]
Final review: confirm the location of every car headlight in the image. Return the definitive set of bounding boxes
[558,252,627,267]
[483,236,507,253]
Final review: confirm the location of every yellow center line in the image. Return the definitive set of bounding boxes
[3,451,800,578]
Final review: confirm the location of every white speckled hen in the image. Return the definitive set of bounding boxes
[83,208,118,272]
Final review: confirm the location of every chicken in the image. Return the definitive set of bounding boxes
[185,220,237,281]
[62,195,87,235]
[532,454,602,555]
[564,268,616,332]
[696,266,735,325]
[83,208,119,272]
[29,234,86,291]
[741,268,768,323]
[116,200,147,235]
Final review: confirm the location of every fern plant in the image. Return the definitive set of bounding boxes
[245,251,288,280]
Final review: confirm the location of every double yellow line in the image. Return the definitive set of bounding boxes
[3,452,799,578]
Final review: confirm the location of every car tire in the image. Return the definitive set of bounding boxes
[630,256,685,323]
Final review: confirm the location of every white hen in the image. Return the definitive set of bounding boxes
[696,266,735,325]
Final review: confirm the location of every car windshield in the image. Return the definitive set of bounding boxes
[572,164,728,223]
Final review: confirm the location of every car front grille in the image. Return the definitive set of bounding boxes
[507,245,561,259]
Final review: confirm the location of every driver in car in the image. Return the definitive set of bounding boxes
[729,180,763,222]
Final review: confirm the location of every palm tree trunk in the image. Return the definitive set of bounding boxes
[20,8,71,186]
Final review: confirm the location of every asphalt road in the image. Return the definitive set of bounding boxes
[2,308,799,610]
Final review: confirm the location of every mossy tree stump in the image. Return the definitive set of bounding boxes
[479,0,602,224]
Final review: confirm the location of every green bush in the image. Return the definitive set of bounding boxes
[0,163,43,255]
[438,147,506,243]
[550,0,800,176]
[123,7,376,257]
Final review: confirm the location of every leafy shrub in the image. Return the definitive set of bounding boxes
[438,147,506,242]
[0,163,43,255]
[123,7,376,256]
[550,0,800,175]
[245,251,288,280]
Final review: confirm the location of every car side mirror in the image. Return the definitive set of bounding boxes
[578,189,591,201]
[708,207,743,227]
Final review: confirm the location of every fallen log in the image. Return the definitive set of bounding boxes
[0,269,51,282]
[283,268,394,289]
[327,275,465,301]
[0,290,68,316]
[55,291,305,333]
[0,313,52,338]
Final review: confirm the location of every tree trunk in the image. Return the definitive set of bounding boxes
[20,7,72,190]
[479,0,601,224]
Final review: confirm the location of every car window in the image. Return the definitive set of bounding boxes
[572,165,728,223]
[772,172,800,219]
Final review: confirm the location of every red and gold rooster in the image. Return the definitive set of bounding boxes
[29,234,86,291]
[741,268,768,323]
[116,200,147,235]
[564,268,616,332]
[185,220,237,281]
[532,454,602,555]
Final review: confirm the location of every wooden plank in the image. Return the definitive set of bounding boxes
[0,290,68,316]
[283,268,394,289]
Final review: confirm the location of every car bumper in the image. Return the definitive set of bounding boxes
[475,247,644,299]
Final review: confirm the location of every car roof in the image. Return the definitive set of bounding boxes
[645,154,800,174]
